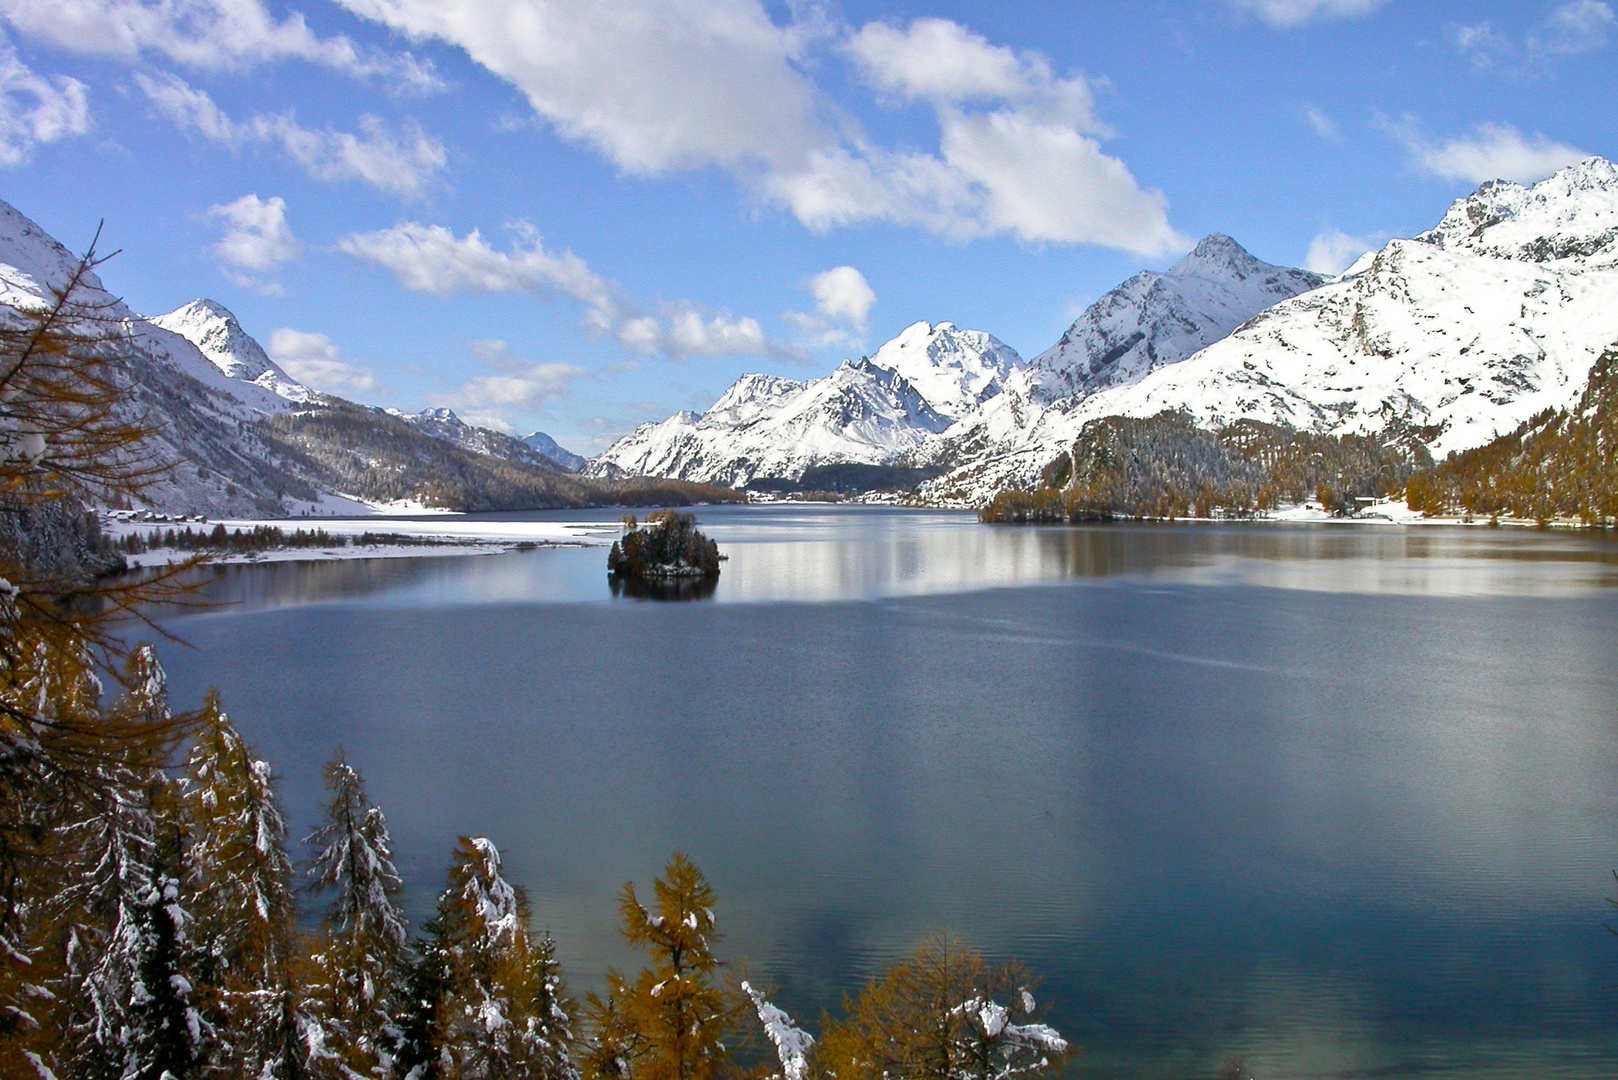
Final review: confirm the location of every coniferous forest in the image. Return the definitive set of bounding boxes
[0,227,1072,1080]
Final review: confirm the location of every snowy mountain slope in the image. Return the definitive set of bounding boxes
[866,321,1021,419]
[0,198,734,515]
[591,359,950,487]
[151,299,315,404]
[1030,234,1327,401]
[917,235,1326,488]
[925,166,1618,504]
[1417,157,1618,265]
[0,199,323,514]
[520,431,586,472]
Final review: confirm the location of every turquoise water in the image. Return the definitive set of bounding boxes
[151,508,1618,1079]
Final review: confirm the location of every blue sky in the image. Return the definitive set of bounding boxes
[0,0,1611,453]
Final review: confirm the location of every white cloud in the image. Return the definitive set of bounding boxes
[1531,0,1615,56]
[1456,2,1614,71]
[339,221,801,362]
[808,266,875,331]
[136,72,446,198]
[845,17,1101,130]
[449,338,587,430]
[332,2,1181,254]
[784,265,876,350]
[337,222,615,310]
[1304,229,1385,275]
[0,0,442,91]
[1392,120,1588,184]
[768,17,1181,253]
[0,45,90,166]
[205,194,297,292]
[1227,0,1388,28]
[1303,105,1339,140]
[267,328,381,394]
[334,0,821,175]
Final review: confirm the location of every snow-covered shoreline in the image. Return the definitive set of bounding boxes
[102,514,622,567]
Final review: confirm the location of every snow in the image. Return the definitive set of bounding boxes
[104,514,619,566]
[867,321,1021,420]
[742,982,813,1080]
[1418,157,1618,266]
[592,357,958,487]
[151,299,316,405]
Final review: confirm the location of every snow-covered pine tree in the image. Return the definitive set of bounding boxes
[581,853,730,1080]
[406,837,574,1080]
[303,750,410,1078]
[182,693,304,1078]
[50,645,200,1080]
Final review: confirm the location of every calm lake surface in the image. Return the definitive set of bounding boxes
[149,506,1618,1080]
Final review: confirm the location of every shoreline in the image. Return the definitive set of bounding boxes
[102,514,622,567]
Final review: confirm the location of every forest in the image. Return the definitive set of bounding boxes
[980,412,1433,523]
[1401,346,1618,526]
[0,219,1070,1080]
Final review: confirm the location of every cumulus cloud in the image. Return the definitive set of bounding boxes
[267,328,381,394]
[1227,0,1388,28]
[205,193,297,292]
[1304,229,1385,275]
[784,265,875,349]
[759,17,1181,253]
[0,0,442,91]
[0,45,91,166]
[335,0,821,175]
[136,72,446,199]
[1390,119,1588,184]
[331,1,1181,255]
[808,266,875,331]
[340,221,801,362]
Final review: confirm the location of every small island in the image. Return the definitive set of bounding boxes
[607,510,722,599]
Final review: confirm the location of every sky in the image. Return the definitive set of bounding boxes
[0,0,1611,454]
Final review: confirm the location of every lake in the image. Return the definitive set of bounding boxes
[148,506,1618,1080]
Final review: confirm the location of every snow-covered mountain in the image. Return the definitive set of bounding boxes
[917,235,1326,487]
[1416,157,1618,265]
[0,198,726,515]
[1031,234,1326,401]
[0,199,326,514]
[520,431,586,472]
[592,323,1017,487]
[926,159,1618,503]
[591,354,960,487]
[866,321,1020,419]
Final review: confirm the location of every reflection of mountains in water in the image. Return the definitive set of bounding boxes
[608,574,717,602]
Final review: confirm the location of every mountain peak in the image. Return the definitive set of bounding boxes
[152,298,285,383]
[1418,155,1618,265]
[866,320,1021,420]
[1028,235,1323,399]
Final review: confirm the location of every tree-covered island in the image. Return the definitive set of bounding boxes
[607,511,723,591]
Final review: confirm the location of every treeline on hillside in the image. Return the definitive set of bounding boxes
[1403,347,1618,525]
[982,411,1433,523]
[261,402,745,512]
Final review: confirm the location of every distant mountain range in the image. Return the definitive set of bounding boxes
[0,199,727,516]
[596,158,1618,505]
[7,157,1617,516]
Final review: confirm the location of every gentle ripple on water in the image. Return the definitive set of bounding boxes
[145,508,1618,1079]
